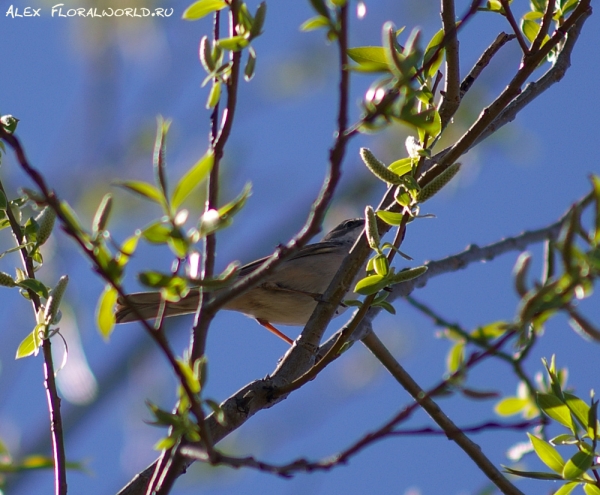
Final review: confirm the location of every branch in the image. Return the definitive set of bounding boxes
[118,5,354,494]
[0,178,67,494]
[460,32,516,99]
[176,327,525,492]
[421,0,591,184]
[500,0,529,54]
[0,128,212,481]
[361,330,525,495]
[314,189,594,357]
[438,0,461,128]
[530,0,556,54]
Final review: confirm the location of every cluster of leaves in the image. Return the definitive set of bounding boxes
[148,356,225,450]
[97,117,250,338]
[482,0,579,49]
[183,0,266,107]
[0,115,70,360]
[501,357,600,495]
[349,143,462,301]
[343,22,443,139]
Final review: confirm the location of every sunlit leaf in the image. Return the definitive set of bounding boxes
[562,451,593,479]
[96,285,117,340]
[15,326,43,359]
[537,393,574,430]
[528,433,564,474]
[171,151,214,209]
[182,0,227,21]
[115,181,164,204]
[495,397,529,416]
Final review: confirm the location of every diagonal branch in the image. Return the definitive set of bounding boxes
[361,330,525,495]
[460,32,516,99]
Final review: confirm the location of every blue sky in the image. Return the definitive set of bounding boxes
[1,1,599,494]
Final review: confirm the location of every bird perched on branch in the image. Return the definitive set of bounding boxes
[115,218,365,344]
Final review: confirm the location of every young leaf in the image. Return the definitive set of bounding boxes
[115,181,164,204]
[562,451,593,479]
[495,397,529,416]
[96,285,118,340]
[537,393,574,430]
[182,0,227,21]
[171,150,214,209]
[15,325,43,359]
[528,433,565,474]
[300,15,331,32]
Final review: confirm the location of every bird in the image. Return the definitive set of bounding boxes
[115,218,366,344]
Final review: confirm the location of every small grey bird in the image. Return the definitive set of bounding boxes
[115,218,365,343]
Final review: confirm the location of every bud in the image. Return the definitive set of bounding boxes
[418,163,460,203]
[35,207,56,246]
[44,275,69,324]
[360,148,406,185]
[0,271,16,287]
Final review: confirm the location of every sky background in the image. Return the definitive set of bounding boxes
[1,0,599,494]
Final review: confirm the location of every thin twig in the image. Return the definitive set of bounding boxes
[500,0,529,54]
[315,188,595,357]
[422,0,591,186]
[530,0,556,54]
[460,32,516,99]
[438,0,461,128]
[0,180,68,495]
[0,128,209,458]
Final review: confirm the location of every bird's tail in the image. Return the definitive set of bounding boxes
[115,290,200,323]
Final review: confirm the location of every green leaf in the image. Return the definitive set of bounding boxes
[554,482,580,495]
[17,279,49,299]
[583,484,600,495]
[15,326,43,359]
[115,181,164,204]
[141,221,172,244]
[376,210,405,226]
[206,80,221,109]
[300,15,330,32]
[471,321,508,340]
[502,466,563,480]
[92,194,113,234]
[528,433,564,474]
[388,157,413,176]
[562,451,593,479]
[182,0,227,20]
[495,397,529,416]
[171,151,214,209]
[205,398,226,425]
[537,393,574,430]
[347,46,391,72]
[244,47,256,81]
[521,19,540,44]
[308,0,330,18]
[116,232,141,267]
[217,182,252,220]
[447,341,464,373]
[96,285,117,340]
[388,265,427,284]
[423,27,445,79]
[354,273,388,295]
[216,36,250,51]
[563,393,591,431]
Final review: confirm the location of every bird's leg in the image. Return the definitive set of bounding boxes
[256,318,294,345]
